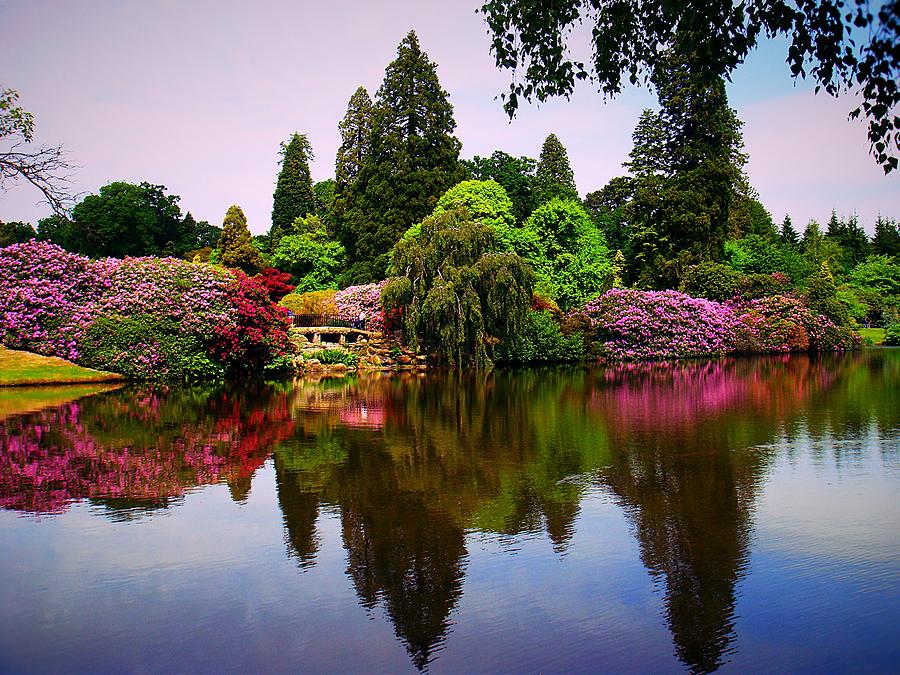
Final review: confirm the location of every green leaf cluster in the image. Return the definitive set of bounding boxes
[382,207,533,367]
[271,214,346,292]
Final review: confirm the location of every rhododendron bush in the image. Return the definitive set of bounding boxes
[583,289,857,361]
[0,241,291,379]
[333,280,388,331]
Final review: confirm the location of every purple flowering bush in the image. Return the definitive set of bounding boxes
[584,289,740,360]
[334,280,388,331]
[582,288,859,361]
[0,241,291,379]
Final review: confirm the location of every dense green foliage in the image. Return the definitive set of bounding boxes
[494,309,584,364]
[334,87,374,192]
[463,151,538,223]
[271,214,346,292]
[382,208,533,366]
[872,217,900,257]
[480,0,900,173]
[680,261,746,302]
[520,199,613,310]
[534,133,578,203]
[625,54,747,288]
[0,219,35,246]
[271,133,316,245]
[218,205,263,273]
[43,182,200,258]
[724,235,812,281]
[337,31,464,282]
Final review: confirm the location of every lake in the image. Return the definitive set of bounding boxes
[0,351,898,673]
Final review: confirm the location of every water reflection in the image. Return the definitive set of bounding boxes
[0,351,897,672]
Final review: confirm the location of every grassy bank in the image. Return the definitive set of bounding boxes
[0,383,123,419]
[860,328,886,345]
[0,347,125,386]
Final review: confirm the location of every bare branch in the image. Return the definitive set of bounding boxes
[0,140,77,216]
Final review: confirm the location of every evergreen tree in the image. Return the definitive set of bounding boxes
[625,48,747,288]
[824,210,870,270]
[339,31,464,281]
[0,219,36,246]
[779,215,800,247]
[872,216,900,257]
[535,133,578,203]
[335,87,374,192]
[271,133,316,244]
[218,205,263,273]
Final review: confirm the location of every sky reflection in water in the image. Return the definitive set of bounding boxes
[0,351,898,673]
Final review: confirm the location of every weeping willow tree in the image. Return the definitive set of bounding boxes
[382,207,533,367]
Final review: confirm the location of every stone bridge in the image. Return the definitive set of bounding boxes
[290,326,376,346]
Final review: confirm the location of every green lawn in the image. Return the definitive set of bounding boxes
[860,328,886,345]
[0,346,125,386]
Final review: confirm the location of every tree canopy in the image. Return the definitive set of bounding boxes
[383,207,533,367]
[337,31,464,281]
[534,133,578,203]
[480,0,900,172]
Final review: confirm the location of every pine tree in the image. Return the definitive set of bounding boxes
[218,205,263,273]
[535,133,578,203]
[335,86,374,192]
[779,215,800,247]
[271,133,316,244]
[624,48,747,288]
[340,31,464,281]
[872,216,900,257]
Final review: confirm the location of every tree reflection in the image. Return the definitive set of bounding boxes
[1,352,893,672]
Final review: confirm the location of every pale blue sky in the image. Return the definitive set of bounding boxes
[1,0,897,234]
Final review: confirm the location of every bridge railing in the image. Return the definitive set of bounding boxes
[289,313,366,330]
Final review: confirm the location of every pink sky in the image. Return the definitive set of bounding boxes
[1,0,897,234]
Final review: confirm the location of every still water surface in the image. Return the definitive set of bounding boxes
[0,352,898,673]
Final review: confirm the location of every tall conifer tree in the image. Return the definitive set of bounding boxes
[271,133,316,243]
[340,31,464,282]
[218,205,263,273]
[535,133,578,203]
[779,215,800,247]
[335,87,374,192]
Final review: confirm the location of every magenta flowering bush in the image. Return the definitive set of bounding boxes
[582,288,859,361]
[583,289,740,360]
[0,241,291,379]
[334,280,388,331]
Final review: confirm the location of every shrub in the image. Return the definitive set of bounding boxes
[254,267,296,301]
[0,241,292,379]
[731,296,811,352]
[680,261,746,301]
[80,314,225,380]
[495,310,584,363]
[884,323,900,346]
[334,280,388,332]
[583,289,739,360]
[279,289,338,315]
[307,349,359,367]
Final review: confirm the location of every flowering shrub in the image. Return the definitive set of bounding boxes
[584,289,740,360]
[581,289,858,361]
[0,240,119,357]
[334,280,388,331]
[254,267,296,301]
[0,241,292,379]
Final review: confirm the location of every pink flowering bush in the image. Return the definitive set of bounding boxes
[0,241,292,379]
[584,289,740,360]
[334,280,388,331]
[582,288,859,361]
